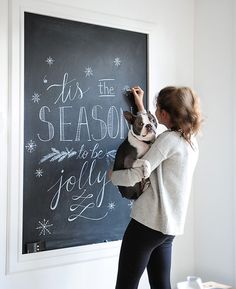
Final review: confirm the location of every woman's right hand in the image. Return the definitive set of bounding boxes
[131,86,145,112]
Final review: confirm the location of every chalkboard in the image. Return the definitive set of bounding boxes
[23,12,148,253]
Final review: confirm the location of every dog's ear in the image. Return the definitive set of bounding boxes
[123,111,136,124]
[147,111,158,128]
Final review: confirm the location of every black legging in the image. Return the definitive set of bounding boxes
[115,219,175,289]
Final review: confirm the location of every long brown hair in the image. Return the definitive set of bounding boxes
[156,86,202,144]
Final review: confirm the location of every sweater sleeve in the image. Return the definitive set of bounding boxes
[110,132,173,186]
[110,167,144,186]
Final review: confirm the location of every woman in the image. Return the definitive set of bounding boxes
[110,86,202,289]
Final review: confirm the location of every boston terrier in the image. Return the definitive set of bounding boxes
[113,110,157,199]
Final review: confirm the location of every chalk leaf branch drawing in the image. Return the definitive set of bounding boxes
[39,147,77,163]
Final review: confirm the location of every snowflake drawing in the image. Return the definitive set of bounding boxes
[40,147,77,163]
[108,202,116,211]
[32,92,40,103]
[45,56,55,66]
[114,57,121,67]
[25,140,37,153]
[84,66,93,77]
[128,200,134,208]
[35,168,43,178]
[36,219,53,236]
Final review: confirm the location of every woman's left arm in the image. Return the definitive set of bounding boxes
[110,138,166,186]
[110,166,144,187]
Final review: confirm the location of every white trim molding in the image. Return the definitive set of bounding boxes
[233,0,236,286]
[0,0,9,278]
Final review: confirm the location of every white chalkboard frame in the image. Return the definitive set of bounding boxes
[6,0,157,274]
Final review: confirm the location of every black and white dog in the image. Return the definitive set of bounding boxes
[113,111,157,199]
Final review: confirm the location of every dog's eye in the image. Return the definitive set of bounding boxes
[139,122,144,126]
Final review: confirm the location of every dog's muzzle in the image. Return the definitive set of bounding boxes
[145,124,155,132]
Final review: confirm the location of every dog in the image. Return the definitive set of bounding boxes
[113,110,157,199]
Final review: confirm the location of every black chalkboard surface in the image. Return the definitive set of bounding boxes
[23,12,148,253]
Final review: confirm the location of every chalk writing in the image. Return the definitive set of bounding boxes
[98,79,115,97]
[47,159,110,221]
[37,105,129,142]
[39,143,116,167]
[47,72,89,104]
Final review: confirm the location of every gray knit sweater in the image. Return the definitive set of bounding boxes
[111,130,199,235]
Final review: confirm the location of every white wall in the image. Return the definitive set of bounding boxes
[194,0,235,286]
[0,0,196,288]
[234,0,236,283]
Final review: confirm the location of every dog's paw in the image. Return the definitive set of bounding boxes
[142,160,151,178]
[132,159,151,179]
[141,179,151,191]
[132,159,145,168]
